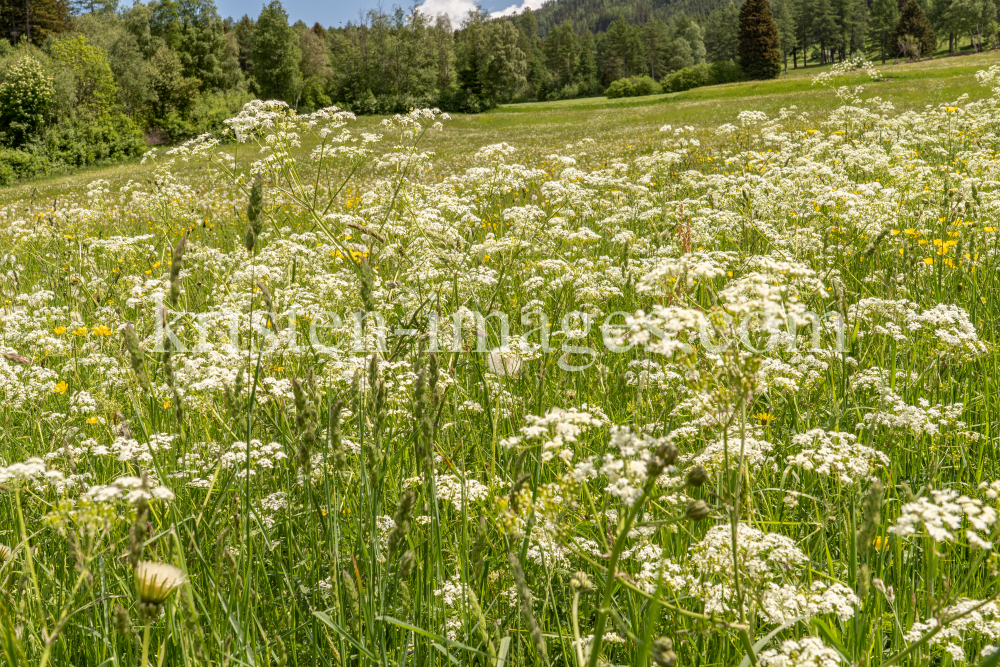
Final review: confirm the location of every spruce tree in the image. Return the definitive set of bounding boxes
[868,0,900,61]
[812,0,839,63]
[892,0,936,57]
[738,0,782,79]
[770,0,796,70]
[704,3,740,62]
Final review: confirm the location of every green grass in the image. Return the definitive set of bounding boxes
[4,55,1000,666]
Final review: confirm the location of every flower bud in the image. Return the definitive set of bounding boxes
[685,499,710,522]
[114,603,131,635]
[652,637,677,667]
[569,570,594,593]
[685,466,708,487]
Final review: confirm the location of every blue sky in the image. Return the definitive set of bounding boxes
[214,0,544,27]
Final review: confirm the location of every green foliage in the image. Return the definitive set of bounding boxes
[250,0,301,102]
[456,10,528,106]
[605,73,662,98]
[0,56,55,146]
[0,147,49,185]
[598,19,645,83]
[738,0,783,79]
[0,0,69,46]
[149,44,200,118]
[869,0,901,62]
[43,111,145,166]
[49,34,118,112]
[704,4,740,63]
[296,24,333,112]
[661,59,743,92]
[149,0,242,91]
[894,0,938,57]
[158,88,254,142]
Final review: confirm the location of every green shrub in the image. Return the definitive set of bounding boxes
[661,60,744,94]
[661,63,713,93]
[0,148,50,186]
[0,57,55,147]
[159,89,256,144]
[605,75,662,99]
[709,59,743,84]
[44,112,146,167]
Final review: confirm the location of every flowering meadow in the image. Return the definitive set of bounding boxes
[4,59,1000,667]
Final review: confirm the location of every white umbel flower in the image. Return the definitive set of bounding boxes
[759,637,842,667]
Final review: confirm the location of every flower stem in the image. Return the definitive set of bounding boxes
[140,623,151,667]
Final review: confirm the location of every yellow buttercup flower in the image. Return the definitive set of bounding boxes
[53,381,68,394]
[93,325,113,336]
[54,326,67,335]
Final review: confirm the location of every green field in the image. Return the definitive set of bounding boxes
[5,53,1000,667]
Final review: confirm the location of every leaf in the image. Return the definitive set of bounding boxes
[375,616,490,658]
[432,643,463,666]
[811,618,852,662]
[738,617,808,667]
[496,636,512,667]
[313,611,378,662]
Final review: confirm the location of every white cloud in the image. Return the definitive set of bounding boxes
[416,0,479,26]
[490,0,546,18]
[416,0,545,26]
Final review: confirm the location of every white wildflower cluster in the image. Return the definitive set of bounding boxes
[759,637,843,667]
[85,476,175,504]
[860,392,964,438]
[597,426,672,506]
[788,429,888,484]
[890,488,998,549]
[650,524,859,624]
[691,432,776,474]
[500,405,610,463]
[432,473,491,511]
[905,599,1000,663]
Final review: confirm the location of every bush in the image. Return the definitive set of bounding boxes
[44,112,146,167]
[709,59,743,84]
[661,63,713,93]
[155,89,256,144]
[438,88,490,114]
[661,60,744,94]
[0,148,49,185]
[605,75,662,99]
[0,57,55,147]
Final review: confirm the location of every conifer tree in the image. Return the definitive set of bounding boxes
[771,0,796,70]
[738,0,782,79]
[892,0,936,58]
[812,0,839,63]
[704,3,740,62]
[250,0,301,102]
[868,0,900,61]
